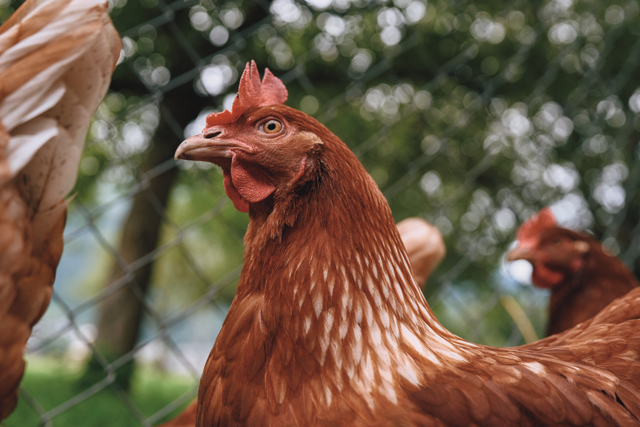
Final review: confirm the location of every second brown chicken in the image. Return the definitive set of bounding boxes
[507,207,638,336]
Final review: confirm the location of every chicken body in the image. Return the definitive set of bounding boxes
[507,209,638,336]
[158,218,444,427]
[176,63,640,427]
[159,219,444,427]
[0,0,120,419]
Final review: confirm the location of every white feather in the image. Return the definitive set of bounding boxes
[0,81,66,132]
[6,119,58,175]
[0,0,121,235]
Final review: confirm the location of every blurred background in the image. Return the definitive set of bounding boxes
[2,0,640,424]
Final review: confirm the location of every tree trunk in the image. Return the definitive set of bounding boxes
[80,115,179,390]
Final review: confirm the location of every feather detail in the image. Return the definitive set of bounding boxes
[0,0,120,419]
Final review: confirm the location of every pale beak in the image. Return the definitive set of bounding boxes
[174,133,249,162]
[506,246,534,262]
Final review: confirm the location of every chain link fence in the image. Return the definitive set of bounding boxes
[3,0,640,424]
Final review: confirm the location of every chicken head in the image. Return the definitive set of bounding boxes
[176,63,325,216]
[506,207,590,288]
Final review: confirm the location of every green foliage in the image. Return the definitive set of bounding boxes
[149,168,248,309]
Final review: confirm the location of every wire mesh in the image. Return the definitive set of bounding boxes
[3,0,640,424]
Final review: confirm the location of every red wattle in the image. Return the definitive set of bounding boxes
[223,173,250,213]
[531,262,565,288]
[230,156,275,203]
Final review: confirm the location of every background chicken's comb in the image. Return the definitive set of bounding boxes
[205,61,288,128]
[516,207,557,248]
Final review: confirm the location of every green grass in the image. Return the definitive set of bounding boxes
[3,356,196,427]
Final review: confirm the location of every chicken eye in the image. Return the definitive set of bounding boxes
[262,120,282,134]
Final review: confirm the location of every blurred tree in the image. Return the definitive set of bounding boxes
[80,119,181,389]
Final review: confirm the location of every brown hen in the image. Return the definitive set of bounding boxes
[176,62,640,427]
[507,207,638,336]
[157,218,444,427]
[0,0,120,419]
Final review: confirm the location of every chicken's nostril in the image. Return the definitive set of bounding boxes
[204,131,221,139]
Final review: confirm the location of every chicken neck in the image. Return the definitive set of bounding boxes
[204,139,474,417]
[547,243,638,335]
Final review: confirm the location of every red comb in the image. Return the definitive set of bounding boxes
[204,61,288,129]
[516,207,557,248]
